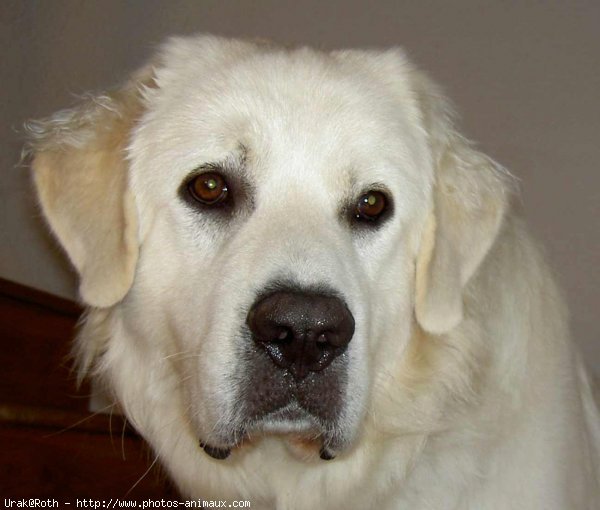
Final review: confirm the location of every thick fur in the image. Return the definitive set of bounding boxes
[27,35,599,508]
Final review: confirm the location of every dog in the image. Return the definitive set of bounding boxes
[26,35,599,508]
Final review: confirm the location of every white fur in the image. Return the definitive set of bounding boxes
[29,35,599,508]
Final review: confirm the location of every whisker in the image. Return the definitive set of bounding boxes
[125,453,159,496]
[43,402,117,437]
[121,413,129,461]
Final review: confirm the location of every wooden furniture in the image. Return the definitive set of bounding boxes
[0,278,177,498]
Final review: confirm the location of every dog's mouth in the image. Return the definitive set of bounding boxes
[199,402,339,461]
[199,440,336,461]
[194,318,353,462]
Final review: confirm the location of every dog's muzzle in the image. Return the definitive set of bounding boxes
[199,287,356,461]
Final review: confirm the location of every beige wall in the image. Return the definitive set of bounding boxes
[2,1,598,373]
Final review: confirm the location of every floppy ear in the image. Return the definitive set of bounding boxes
[414,74,513,334]
[26,68,153,308]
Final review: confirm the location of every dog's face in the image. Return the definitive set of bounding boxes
[29,35,510,476]
[125,40,434,456]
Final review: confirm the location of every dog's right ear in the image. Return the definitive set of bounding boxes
[26,66,155,308]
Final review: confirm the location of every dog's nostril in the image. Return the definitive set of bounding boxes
[246,289,355,380]
[276,328,292,342]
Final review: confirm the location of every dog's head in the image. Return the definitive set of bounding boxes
[28,36,511,469]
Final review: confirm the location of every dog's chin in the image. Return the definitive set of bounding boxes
[200,403,342,461]
[259,402,321,434]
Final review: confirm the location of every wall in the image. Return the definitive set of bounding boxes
[1,0,598,372]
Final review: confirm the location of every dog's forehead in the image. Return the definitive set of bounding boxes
[130,42,431,208]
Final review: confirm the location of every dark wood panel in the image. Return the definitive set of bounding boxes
[0,278,177,497]
[0,291,89,411]
[0,425,176,498]
[0,278,81,317]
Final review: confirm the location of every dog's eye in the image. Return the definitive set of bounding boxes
[355,191,387,221]
[188,172,229,205]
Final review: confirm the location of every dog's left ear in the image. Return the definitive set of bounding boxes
[413,73,513,334]
[26,67,154,308]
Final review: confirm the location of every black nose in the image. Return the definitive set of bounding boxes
[246,290,355,380]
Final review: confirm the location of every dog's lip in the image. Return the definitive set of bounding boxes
[198,404,340,461]
[263,402,316,423]
[199,441,232,460]
[199,437,337,462]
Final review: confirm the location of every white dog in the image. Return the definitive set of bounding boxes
[27,35,599,508]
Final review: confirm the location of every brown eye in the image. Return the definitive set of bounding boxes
[188,172,228,205]
[355,190,387,221]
